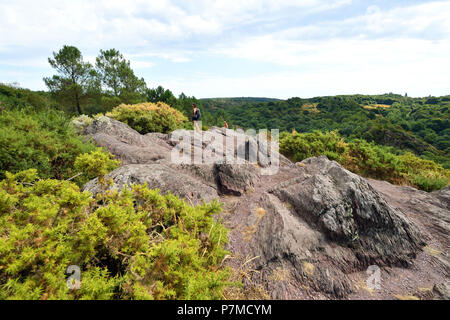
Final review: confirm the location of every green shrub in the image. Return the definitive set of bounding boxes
[71,114,94,133]
[0,83,56,112]
[106,102,187,134]
[73,149,121,186]
[0,109,98,181]
[280,131,449,191]
[279,130,347,162]
[0,170,230,300]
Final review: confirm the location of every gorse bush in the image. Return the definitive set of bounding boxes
[0,170,230,300]
[279,131,449,191]
[106,102,187,134]
[0,108,99,181]
[73,149,121,186]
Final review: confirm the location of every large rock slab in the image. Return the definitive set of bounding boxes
[83,163,218,205]
[214,163,260,195]
[368,180,450,247]
[83,116,172,164]
[270,156,424,267]
[242,193,356,298]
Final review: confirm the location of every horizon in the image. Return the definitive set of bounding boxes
[1,0,450,99]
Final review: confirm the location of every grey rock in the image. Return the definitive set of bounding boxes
[214,163,260,195]
[249,193,355,298]
[368,179,450,248]
[270,156,424,267]
[433,282,450,300]
[83,163,218,205]
[84,116,172,164]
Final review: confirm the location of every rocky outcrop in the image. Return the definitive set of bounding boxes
[83,163,218,205]
[80,116,449,300]
[215,163,260,195]
[270,156,424,267]
[433,282,450,300]
[368,180,449,245]
[83,116,172,164]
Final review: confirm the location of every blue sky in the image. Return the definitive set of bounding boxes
[0,0,449,98]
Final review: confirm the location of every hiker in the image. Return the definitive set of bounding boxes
[223,120,229,129]
[192,103,201,131]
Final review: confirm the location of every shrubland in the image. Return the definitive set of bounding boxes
[202,95,450,169]
[280,131,449,191]
[106,102,187,134]
[0,108,104,182]
[0,168,230,299]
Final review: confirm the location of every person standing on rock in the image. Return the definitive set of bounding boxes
[192,103,201,131]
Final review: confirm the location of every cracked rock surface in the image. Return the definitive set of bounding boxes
[81,116,449,299]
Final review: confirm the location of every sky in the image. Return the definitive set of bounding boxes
[0,0,449,99]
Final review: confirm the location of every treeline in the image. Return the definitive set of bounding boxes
[19,45,213,123]
[201,94,450,168]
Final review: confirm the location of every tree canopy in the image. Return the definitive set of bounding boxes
[43,45,95,114]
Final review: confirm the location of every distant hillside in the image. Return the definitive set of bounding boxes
[200,97,282,112]
[1,83,448,169]
[202,93,450,168]
[0,83,57,111]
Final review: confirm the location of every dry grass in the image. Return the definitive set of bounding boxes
[423,245,442,256]
[269,267,291,282]
[394,294,420,300]
[355,280,375,296]
[222,255,270,300]
[301,103,320,113]
[243,225,257,241]
[363,104,391,110]
[302,262,315,277]
[255,207,266,219]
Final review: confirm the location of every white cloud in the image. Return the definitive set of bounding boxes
[0,0,352,49]
[0,0,449,97]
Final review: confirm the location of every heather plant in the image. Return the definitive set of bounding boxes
[0,170,230,300]
[106,102,187,134]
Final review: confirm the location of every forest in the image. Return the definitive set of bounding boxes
[201,95,450,169]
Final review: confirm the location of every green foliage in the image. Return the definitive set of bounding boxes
[107,102,187,134]
[0,108,98,181]
[147,86,177,107]
[202,94,450,169]
[73,150,121,186]
[0,170,230,300]
[279,130,346,162]
[95,49,147,104]
[0,83,58,112]
[279,131,449,191]
[43,45,96,115]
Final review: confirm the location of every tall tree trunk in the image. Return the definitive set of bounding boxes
[75,92,82,115]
